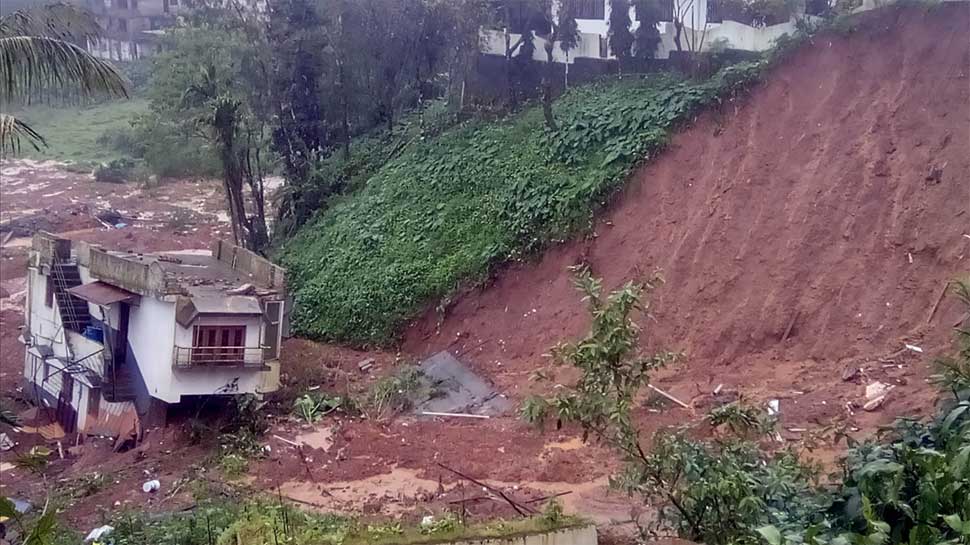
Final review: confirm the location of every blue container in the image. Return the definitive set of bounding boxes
[83,325,104,343]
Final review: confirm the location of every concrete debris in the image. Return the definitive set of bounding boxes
[420,515,435,527]
[0,432,13,451]
[904,344,923,353]
[865,381,893,400]
[767,399,780,416]
[142,479,160,493]
[863,381,894,411]
[415,351,511,416]
[420,411,490,419]
[647,384,691,409]
[713,383,723,395]
[357,358,375,372]
[841,367,860,382]
[226,283,255,295]
[84,525,115,543]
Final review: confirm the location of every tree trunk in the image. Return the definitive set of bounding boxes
[338,59,350,160]
[541,41,557,130]
[673,19,684,52]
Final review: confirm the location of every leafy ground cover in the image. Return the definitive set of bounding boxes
[279,61,766,345]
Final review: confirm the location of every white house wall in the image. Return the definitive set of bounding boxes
[26,268,70,360]
[126,296,178,403]
[169,314,267,399]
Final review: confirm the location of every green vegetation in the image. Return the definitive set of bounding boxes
[280,61,766,345]
[362,365,426,419]
[9,99,147,165]
[100,496,584,545]
[523,274,970,544]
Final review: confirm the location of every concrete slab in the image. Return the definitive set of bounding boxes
[415,351,511,416]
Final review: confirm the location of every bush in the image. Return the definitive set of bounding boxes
[94,158,136,184]
[97,115,223,179]
[363,366,426,419]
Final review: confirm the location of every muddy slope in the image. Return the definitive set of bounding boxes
[405,4,970,425]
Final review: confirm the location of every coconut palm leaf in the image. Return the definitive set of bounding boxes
[0,112,45,154]
[0,2,128,155]
[0,35,128,103]
[0,2,102,43]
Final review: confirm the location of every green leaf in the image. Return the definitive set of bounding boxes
[757,525,784,545]
[0,496,18,518]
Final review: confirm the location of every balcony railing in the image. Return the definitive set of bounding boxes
[173,346,266,369]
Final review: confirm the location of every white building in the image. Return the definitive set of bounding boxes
[481,0,805,62]
[22,233,285,438]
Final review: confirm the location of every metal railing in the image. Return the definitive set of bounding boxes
[172,346,265,369]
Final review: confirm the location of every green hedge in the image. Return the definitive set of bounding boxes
[279,61,766,345]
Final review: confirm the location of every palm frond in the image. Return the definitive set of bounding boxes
[0,2,102,43]
[0,35,129,103]
[0,112,46,156]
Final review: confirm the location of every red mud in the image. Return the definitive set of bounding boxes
[405,4,970,436]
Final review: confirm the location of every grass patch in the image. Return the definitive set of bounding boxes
[107,497,586,545]
[7,98,148,165]
[279,61,767,345]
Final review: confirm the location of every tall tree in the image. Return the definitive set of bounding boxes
[183,65,270,251]
[557,0,580,87]
[536,0,580,129]
[266,0,328,181]
[633,0,662,58]
[607,0,634,73]
[0,3,127,154]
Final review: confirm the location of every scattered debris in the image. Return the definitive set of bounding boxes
[863,381,894,411]
[927,282,950,324]
[647,384,691,409]
[84,525,115,543]
[420,411,490,419]
[904,344,923,353]
[357,358,375,372]
[0,432,13,451]
[272,434,302,448]
[226,283,255,295]
[767,399,781,416]
[781,311,799,342]
[713,383,723,395]
[841,367,861,382]
[142,479,161,493]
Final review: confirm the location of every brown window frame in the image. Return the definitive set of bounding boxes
[191,325,246,365]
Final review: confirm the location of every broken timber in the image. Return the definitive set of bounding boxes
[437,463,536,516]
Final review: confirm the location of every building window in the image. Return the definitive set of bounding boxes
[707,0,723,22]
[658,0,674,22]
[117,18,128,32]
[262,302,283,361]
[116,0,128,8]
[569,0,605,19]
[191,325,246,365]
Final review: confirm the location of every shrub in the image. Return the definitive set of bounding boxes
[94,158,136,184]
[363,366,425,419]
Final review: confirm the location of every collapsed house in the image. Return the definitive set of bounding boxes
[21,233,286,438]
